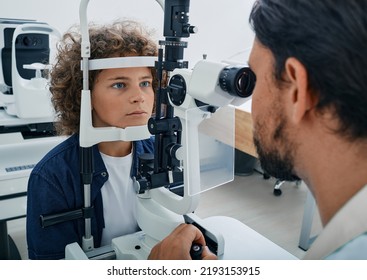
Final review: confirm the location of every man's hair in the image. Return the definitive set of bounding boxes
[50,20,158,135]
[249,0,367,139]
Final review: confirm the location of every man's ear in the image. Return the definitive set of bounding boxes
[284,57,317,124]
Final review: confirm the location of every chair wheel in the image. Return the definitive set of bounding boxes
[263,173,270,180]
[273,189,282,196]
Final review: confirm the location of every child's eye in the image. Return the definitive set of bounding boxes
[112,82,125,89]
[140,81,151,87]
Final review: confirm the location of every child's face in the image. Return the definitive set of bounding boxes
[91,67,154,129]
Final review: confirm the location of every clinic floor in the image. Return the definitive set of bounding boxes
[7,169,322,260]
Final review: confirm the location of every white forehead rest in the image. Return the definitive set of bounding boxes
[85,56,157,70]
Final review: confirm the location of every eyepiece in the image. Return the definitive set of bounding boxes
[219,66,256,98]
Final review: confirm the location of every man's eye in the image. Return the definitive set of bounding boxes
[140,81,151,87]
[112,83,125,89]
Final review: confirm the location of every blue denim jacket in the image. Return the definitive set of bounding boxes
[26,134,154,259]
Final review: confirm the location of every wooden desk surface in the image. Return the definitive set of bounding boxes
[191,104,257,158]
[235,108,257,158]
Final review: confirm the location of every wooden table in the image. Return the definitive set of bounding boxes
[235,108,257,157]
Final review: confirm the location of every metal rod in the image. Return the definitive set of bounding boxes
[83,183,92,239]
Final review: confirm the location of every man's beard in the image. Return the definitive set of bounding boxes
[253,117,300,182]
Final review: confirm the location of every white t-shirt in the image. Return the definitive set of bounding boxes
[100,152,139,246]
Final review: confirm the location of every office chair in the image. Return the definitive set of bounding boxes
[261,172,302,196]
[272,179,302,196]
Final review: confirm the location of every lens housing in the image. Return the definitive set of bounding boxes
[219,66,256,98]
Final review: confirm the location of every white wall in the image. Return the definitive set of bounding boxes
[0,0,255,66]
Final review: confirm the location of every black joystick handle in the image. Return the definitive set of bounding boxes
[190,243,203,260]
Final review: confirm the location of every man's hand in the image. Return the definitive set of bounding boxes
[148,223,218,260]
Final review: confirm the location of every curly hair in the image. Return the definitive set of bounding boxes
[50,20,159,135]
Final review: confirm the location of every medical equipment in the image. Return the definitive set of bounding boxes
[64,0,252,260]
[0,18,60,120]
[39,0,295,260]
[0,17,62,176]
[0,19,65,259]
[0,18,62,141]
[56,0,253,259]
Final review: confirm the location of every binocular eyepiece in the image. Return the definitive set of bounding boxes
[219,66,256,98]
